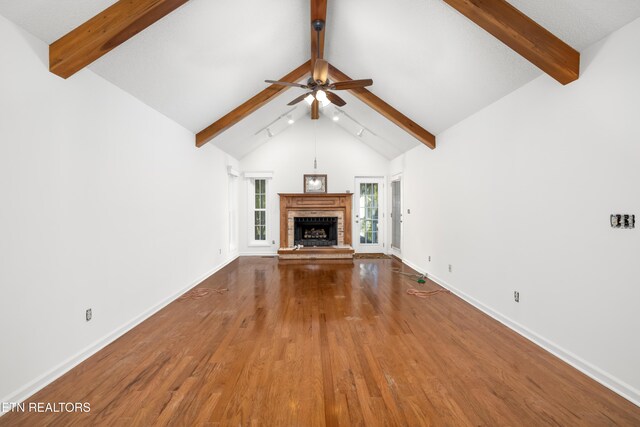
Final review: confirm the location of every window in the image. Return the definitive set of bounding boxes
[253,179,267,242]
[228,168,239,253]
[245,172,273,247]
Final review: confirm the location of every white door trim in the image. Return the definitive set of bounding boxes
[389,174,403,259]
[353,176,385,253]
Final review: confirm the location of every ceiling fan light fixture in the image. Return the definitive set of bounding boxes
[263,11,373,120]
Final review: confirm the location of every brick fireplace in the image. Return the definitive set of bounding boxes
[278,193,354,259]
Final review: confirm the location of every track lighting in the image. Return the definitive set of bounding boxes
[332,108,376,138]
[253,107,297,137]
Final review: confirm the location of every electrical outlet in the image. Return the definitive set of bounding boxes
[407,209,411,214]
[86,308,92,322]
[448,264,452,273]
[514,291,520,303]
[610,214,635,229]
[428,256,431,262]
[219,248,222,254]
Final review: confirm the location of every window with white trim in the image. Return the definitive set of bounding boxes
[245,172,273,247]
[253,179,267,242]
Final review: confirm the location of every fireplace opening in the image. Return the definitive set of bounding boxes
[294,217,338,247]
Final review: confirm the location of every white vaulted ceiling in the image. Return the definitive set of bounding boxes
[1,0,640,158]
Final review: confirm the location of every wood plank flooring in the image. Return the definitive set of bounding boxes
[2,257,639,426]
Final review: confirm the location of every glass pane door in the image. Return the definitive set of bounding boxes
[391,180,401,251]
[354,177,384,253]
[359,182,379,244]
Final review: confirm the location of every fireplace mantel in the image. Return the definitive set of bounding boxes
[278,193,354,259]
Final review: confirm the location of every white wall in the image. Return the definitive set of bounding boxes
[397,17,640,404]
[0,15,237,405]
[239,117,390,254]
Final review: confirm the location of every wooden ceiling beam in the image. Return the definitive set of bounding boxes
[50,0,189,79]
[310,0,327,120]
[311,99,320,120]
[442,0,579,85]
[328,64,436,149]
[196,61,311,148]
[310,0,327,69]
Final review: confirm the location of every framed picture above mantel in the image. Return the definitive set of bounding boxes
[303,174,327,193]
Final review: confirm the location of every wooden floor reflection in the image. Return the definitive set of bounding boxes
[2,257,639,426]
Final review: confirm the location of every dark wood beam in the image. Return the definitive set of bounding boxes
[442,0,579,85]
[328,64,436,149]
[196,61,311,147]
[49,0,189,79]
[310,0,327,70]
[311,100,320,120]
[310,0,327,120]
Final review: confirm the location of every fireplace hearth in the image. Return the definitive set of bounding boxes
[294,217,338,247]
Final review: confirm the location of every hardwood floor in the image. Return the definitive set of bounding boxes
[2,257,639,426]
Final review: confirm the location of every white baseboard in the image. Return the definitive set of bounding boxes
[239,251,277,257]
[401,258,640,407]
[0,255,239,414]
[387,248,402,259]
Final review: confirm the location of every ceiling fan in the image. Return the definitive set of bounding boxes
[265,19,373,108]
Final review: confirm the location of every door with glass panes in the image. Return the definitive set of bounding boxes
[390,177,402,257]
[354,177,385,253]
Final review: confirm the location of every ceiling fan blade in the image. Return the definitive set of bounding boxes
[265,80,308,89]
[326,91,346,107]
[329,79,373,90]
[287,92,312,106]
[313,59,329,84]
